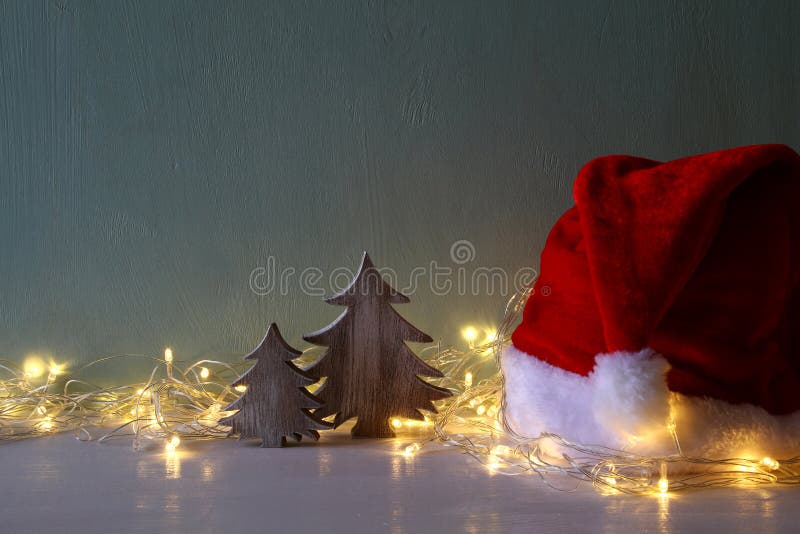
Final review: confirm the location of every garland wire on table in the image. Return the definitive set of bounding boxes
[1,288,799,495]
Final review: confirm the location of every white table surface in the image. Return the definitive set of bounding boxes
[2,426,797,533]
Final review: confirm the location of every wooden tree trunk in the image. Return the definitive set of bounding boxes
[261,434,287,448]
[351,417,394,438]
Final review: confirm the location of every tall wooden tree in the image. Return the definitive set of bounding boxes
[219,323,331,447]
[303,252,451,438]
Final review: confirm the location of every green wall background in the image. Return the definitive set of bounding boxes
[1,0,798,371]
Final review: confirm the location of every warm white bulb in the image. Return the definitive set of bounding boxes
[391,418,403,429]
[23,357,45,379]
[199,367,210,380]
[234,385,247,393]
[164,348,173,363]
[476,405,486,416]
[464,372,473,387]
[165,435,180,453]
[403,443,420,457]
[48,362,64,376]
[657,461,669,494]
[486,454,500,470]
[463,327,478,342]
[761,457,780,471]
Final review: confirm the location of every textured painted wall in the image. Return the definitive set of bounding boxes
[1,0,798,370]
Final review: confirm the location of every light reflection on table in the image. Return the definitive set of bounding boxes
[4,427,797,533]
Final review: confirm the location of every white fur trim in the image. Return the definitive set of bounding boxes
[501,344,800,460]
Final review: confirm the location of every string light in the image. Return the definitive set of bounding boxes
[2,287,800,496]
[23,357,44,379]
[464,371,473,388]
[761,457,780,471]
[462,326,478,348]
[422,288,800,495]
[39,417,53,431]
[165,435,180,454]
[486,453,500,471]
[1,353,244,445]
[658,462,669,494]
[403,443,420,457]
[491,445,512,455]
[48,362,64,377]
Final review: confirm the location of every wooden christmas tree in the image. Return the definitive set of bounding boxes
[219,323,331,447]
[303,252,451,438]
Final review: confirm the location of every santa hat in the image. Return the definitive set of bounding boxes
[501,144,800,460]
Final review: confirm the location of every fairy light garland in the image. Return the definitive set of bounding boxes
[405,289,800,496]
[0,351,247,447]
[2,288,800,495]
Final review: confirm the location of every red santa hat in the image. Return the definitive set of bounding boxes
[502,144,800,460]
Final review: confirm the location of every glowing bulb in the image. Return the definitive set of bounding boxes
[48,362,65,377]
[165,435,180,453]
[658,461,669,494]
[491,445,511,455]
[761,457,780,471]
[486,454,500,470]
[39,417,53,431]
[36,406,47,415]
[476,405,486,416]
[391,418,403,429]
[23,357,45,379]
[403,443,420,457]
[487,406,498,417]
[484,330,497,343]
[199,367,210,380]
[464,372,473,387]
[164,348,173,363]
[234,385,247,393]
[463,326,478,343]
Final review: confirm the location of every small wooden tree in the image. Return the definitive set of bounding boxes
[219,323,331,447]
[304,252,451,438]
